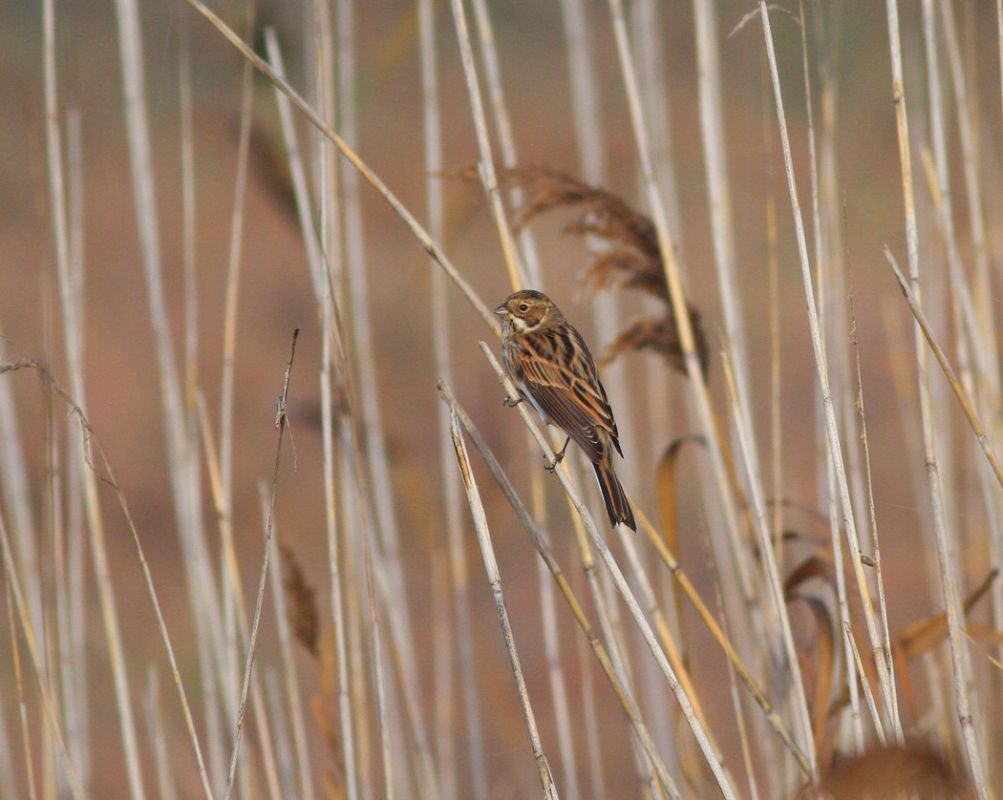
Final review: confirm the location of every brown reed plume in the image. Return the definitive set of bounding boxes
[498,166,709,376]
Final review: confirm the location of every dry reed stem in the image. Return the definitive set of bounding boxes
[334,3,439,794]
[626,490,810,772]
[438,382,682,799]
[184,0,498,332]
[146,667,179,800]
[223,329,300,799]
[761,1,905,765]
[883,0,988,791]
[264,504,317,799]
[692,0,757,485]
[885,253,1003,492]
[417,2,464,795]
[480,343,738,800]
[5,580,38,800]
[0,511,83,800]
[40,373,214,798]
[448,412,559,799]
[605,0,758,661]
[446,0,525,290]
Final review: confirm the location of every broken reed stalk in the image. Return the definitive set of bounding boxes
[448,411,559,799]
[267,30,384,796]
[223,329,299,800]
[479,342,738,800]
[882,0,989,792]
[437,381,682,799]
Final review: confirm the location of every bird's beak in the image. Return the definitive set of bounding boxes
[494,303,508,316]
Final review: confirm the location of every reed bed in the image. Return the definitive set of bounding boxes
[2,0,1003,797]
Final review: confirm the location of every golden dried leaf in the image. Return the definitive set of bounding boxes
[789,593,837,754]
[897,569,998,661]
[784,555,837,599]
[655,434,707,675]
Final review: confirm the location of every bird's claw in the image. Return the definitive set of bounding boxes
[544,438,571,472]
[544,452,565,473]
[503,395,523,408]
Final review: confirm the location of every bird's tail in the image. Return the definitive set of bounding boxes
[592,461,635,531]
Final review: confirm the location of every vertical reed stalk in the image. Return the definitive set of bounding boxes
[882,0,988,792]
[449,412,559,799]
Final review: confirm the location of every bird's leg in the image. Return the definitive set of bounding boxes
[545,437,571,472]
[503,394,523,408]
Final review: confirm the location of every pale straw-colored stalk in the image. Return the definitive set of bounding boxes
[885,253,1003,492]
[222,330,299,800]
[320,324,360,800]
[881,3,988,788]
[761,0,906,759]
[184,0,498,331]
[417,2,480,795]
[462,4,582,792]
[446,0,525,289]
[605,0,757,651]
[146,667,179,800]
[217,6,256,739]
[692,0,756,465]
[53,3,147,795]
[260,487,315,800]
[842,624,886,747]
[720,345,816,775]
[449,411,559,799]
[468,0,544,286]
[265,32,358,791]
[0,511,83,800]
[481,343,737,800]
[438,382,682,799]
[334,4,438,794]
[796,3,865,753]
[5,580,37,800]
[178,12,227,790]
[264,668,296,799]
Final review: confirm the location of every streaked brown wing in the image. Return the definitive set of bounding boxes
[516,323,621,462]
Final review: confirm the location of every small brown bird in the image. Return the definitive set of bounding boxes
[496,289,635,531]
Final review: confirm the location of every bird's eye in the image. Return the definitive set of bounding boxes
[518,303,529,313]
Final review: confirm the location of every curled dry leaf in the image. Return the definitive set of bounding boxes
[497,166,709,378]
[280,543,320,657]
[795,742,973,799]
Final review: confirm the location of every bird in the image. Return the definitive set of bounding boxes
[495,289,635,531]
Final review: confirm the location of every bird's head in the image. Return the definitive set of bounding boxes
[494,289,557,332]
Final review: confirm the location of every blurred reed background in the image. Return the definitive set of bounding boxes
[2,0,1003,797]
